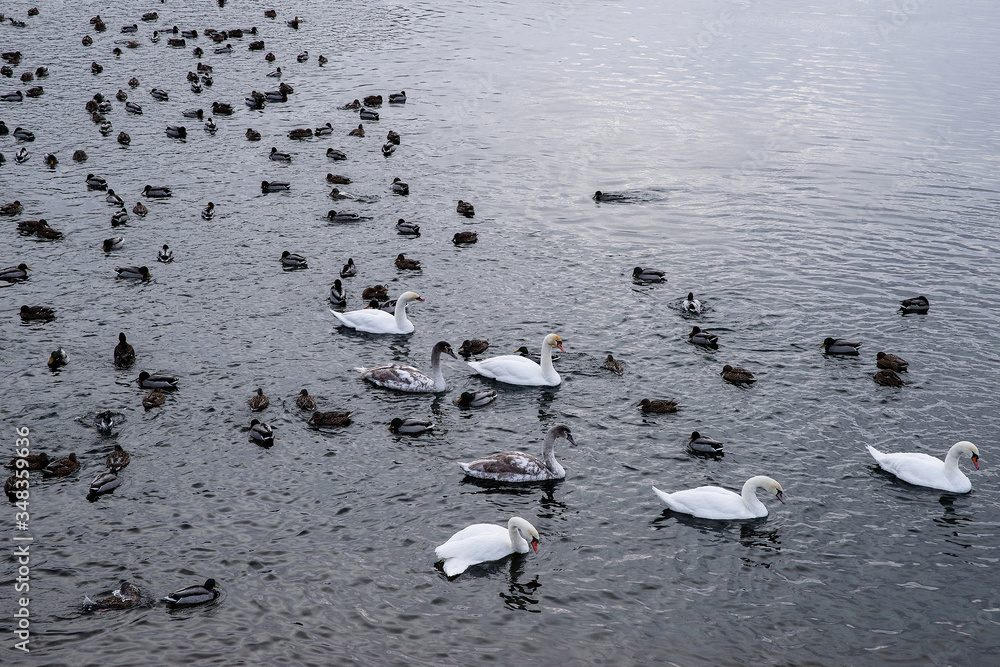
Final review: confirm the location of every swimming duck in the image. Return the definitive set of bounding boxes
[604,354,624,375]
[86,173,107,189]
[390,177,409,195]
[326,148,347,160]
[261,180,290,192]
[295,389,317,411]
[165,579,220,606]
[396,218,419,235]
[359,108,379,121]
[248,419,273,446]
[340,258,357,277]
[0,121,8,134]
[202,202,215,220]
[103,237,124,252]
[468,334,563,387]
[5,475,22,502]
[110,209,129,226]
[150,88,168,101]
[455,390,497,408]
[143,11,158,21]
[297,50,309,62]
[215,43,233,54]
[142,389,164,410]
[125,101,142,114]
[4,452,48,470]
[315,122,333,136]
[875,351,908,372]
[280,251,307,268]
[165,125,187,139]
[106,189,124,206]
[265,51,276,62]
[454,201,477,219]
[249,40,265,51]
[688,431,724,454]
[381,142,395,156]
[721,364,755,385]
[204,118,217,133]
[683,292,702,313]
[361,284,388,300]
[435,517,539,577]
[821,338,861,355]
[459,424,575,482]
[867,441,979,493]
[455,231,481,245]
[653,476,785,520]
[632,266,665,282]
[42,453,78,477]
[115,88,127,101]
[211,101,232,115]
[0,200,23,215]
[389,418,433,434]
[19,71,33,82]
[1,263,30,280]
[182,108,204,119]
[363,95,383,106]
[13,126,33,141]
[114,332,135,367]
[248,387,269,412]
[73,149,87,162]
[340,99,360,109]
[327,173,352,184]
[874,369,904,387]
[593,190,626,201]
[308,411,352,427]
[246,128,261,141]
[326,210,359,223]
[638,398,678,413]
[82,35,93,46]
[388,91,406,104]
[11,148,26,163]
[288,127,312,140]
[269,147,291,162]
[19,305,54,321]
[328,188,352,200]
[94,20,106,32]
[137,372,176,389]
[458,339,490,356]
[264,89,286,103]
[91,62,103,74]
[689,326,719,349]
[395,253,420,270]
[121,23,138,33]
[246,93,266,109]
[105,444,130,472]
[157,245,173,263]
[84,581,142,611]
[128,77,139,88]
[95,410,116,435]
[25,86,42,98]
[132,201,147,216]
[358,341,457,393]
[899,295,929,314]
[386,130,400,145]
[333,291,424,334]
[99,121,113,136]
[348,123,365,137]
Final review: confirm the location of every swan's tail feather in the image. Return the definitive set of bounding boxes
[865,444,883,461]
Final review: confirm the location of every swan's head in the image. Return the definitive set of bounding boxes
[548,424,576,446]
[509,517,540,553]
[955,441,980,469]
[399,291,424,304]
[544,334,565,352]
[433,341,458,360]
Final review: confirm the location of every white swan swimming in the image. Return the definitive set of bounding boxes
[357,341,457,393]
[467,333,563,386]
[652,475,785,520]
[331,291,423,334]
[458,424,576,482]
[435,516,539,577]
[866,441,979,493]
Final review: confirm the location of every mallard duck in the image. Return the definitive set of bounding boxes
[13,126,34,141]
[265,51,276,62]
[165,125,187,139]
[121,23,138,33]
[249,419,273,446]
[638,399,678,413]
[315,122,333,136]
[150,88,169,101]
[249,387,269,412]
[214,43,233,54]
[359,341,457,393]
[280,250,307,268]
[91,62,103,74]
[85,582,142,610]
[116,265,150,279]
[261,180,290,192]
[165,579,219,606]
[73,149,88,162]
[142,11,158,20]
[452,231,478,244]
[25,86,43,98]
[115,88,127,101]
[388,91,406,104]
[327,173,352,184]
[341,99,360,109]
[326,280,347,306]
[435,517,539,577]
[395,253,420,270]
[388,177,409,195]
[593,190,626,201]
[721,364,756,385]
[455,390,497,407]
[143,185,172,198]
[269,147,291,162]
[604,354,624,375]
[82,35,93,46]
[389,418,433,434]
[20,71,33,83]
[821,338,861,355]
[360,285,388,302]
[114,332,135,367]
[125,101,142,114]
[297,50,309,62]
[683,292,702,313]
[19,305,54,321]
[142,388,164,410]
[201,202,215,220]
[246,128,261,141]
[103,236,124,252]
[128,77,139,88]
[458,339,490,356]
[99,121,113,136]
[318,55,328,65]
[899,295,929,314]
[326,148,347,160]
[876,351,908,372]
[5,475,22,502]
[295,389,317,411]
[246,93,266,109]
[0,263,30,280]
[4,452,48,470]
[326,210,359,222]
[249,40,264,50]
[689,326,719,348]
[264,89,286,103]
[513,346,560,363]
[288,15,302,28]
[211,101,232,116]
[86,173,107,189]
[0,200,22,215]
[328,188,352,200]
[182,108,204,120]
[264,9,277,18]
[688,431,724,454]
[458,424,575,482]
[104,190,125,207]
[340,258,357,278]
[14,147,28,163]
[308,411,352,427]
[157,244,172,263]
[16,219,46,234]
[94,20,106,32]
[204,118,217,133]
[288,128,312,139]
[348,123,365,137]
[363,95,382,106]
[395,218,419,235]
[95,410,116,435]
[105,444,130,472]
[132,201,147,216]
[117,131,130,146]
[381,142,395,156]
[42,452,78,477]
[359,108,379,121]
[874,369,904,387]
[386,130,400,145]
[632,266,665,282]
[456,200,475,217]
[137,371,176,389]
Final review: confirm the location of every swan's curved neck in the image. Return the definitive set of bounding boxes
[741,477,768,514]
[393,299,411,330]
[539,339,559,384]
[508,521,529,553]
[943,444,971,482]
[429,346,446,392]
[542,430,564,477]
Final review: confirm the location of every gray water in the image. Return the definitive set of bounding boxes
[2,0,999,664]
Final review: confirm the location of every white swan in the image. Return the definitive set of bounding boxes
[866,441,979,493]
[357,341,457,393]
[652,475,785,520]
[467,334,563,386]
[331,291,423,334]
[435,517,539,577]
[458,424,575,482]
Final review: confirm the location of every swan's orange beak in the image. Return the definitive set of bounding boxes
[530,538,539,553]
[416,296,424,302]
[972,454,980,470]
[556,343,565,352]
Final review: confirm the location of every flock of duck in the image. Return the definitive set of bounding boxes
[1,7,984,596]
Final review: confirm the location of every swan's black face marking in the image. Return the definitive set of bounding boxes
[972,454,980,469]
[775,490,785,503]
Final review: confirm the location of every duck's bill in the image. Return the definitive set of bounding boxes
[776,490,786,504]
[973,454,980,470]
[530,539,539,553]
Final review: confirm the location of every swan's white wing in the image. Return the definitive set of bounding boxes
[436,524,513,576]
[868,447,953,489]
[652,485,751,519]
[358,364,433,392]
[467,355,548,385]
[458,451,552,482]
[332,308,398,333]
